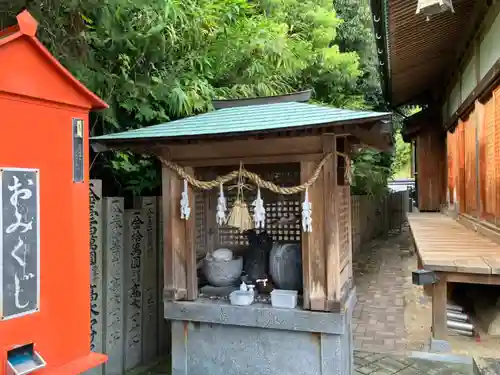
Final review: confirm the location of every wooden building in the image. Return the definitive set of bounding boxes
[370,0,500,349]
[92,95,391,375]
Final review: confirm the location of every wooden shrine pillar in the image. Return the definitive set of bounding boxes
[300,134,342,311]
[162,165,198,301]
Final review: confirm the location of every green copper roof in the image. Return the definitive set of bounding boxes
[92,102,390,142]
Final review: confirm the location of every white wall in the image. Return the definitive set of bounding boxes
[480,11,500,79]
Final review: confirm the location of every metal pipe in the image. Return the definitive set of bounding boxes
[446,303,464,312]
[447,320,474,332]
[446,311,469,322]
[451,329,475,337]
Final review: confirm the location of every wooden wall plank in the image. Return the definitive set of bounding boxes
[416,129,446,211]
[165,136,323,164]
[300,160,326,311]
[162,165,187,300]
[321,135,339,308]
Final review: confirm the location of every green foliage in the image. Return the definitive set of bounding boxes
[332,0,384,110]
[391,130,412,178]
[351,148,392,196]
[2,0,390,196]
[390,106,421,179]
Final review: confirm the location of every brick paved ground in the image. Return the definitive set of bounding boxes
[353,351,473,374]
[352,230,410,354]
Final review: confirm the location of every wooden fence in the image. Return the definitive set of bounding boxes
[351,191,409,253]
[87,181,408,374]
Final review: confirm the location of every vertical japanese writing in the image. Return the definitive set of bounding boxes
[89,180,103,359]
[1,169,39,320]
[124,210,144,370]
[103,197,124,375]
[141,197,158,362]
[157,198,168,353]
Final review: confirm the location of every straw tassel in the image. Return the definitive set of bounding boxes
[226,163,253,233]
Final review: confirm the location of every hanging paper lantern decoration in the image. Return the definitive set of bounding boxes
[301,187,312,233]
[216,182,227,226]
[252,186,266,229]
[180,179,191,220]
[416,0,454,17]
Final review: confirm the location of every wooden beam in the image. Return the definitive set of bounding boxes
[446,272,500,285]
[164,136,323,163]
[432,274,448,341]
[172,153,323,167]
[300,160,326,311]
[162,165,187,300]
[322,135,340,310]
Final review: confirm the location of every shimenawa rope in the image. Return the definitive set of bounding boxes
[157,153,334,195]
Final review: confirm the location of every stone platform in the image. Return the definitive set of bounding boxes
[163,290,356,375]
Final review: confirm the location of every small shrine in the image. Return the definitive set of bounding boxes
[92,92,391,375]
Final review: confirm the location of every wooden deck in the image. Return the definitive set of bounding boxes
[408,213,500,275]
[408,212,500,341]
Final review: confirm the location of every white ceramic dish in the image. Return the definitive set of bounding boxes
[270,289,298,309]
[229,290,254,306]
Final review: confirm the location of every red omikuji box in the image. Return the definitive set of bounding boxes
[0,10,108,375]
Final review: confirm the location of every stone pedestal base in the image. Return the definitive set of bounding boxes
[165,289,356,375]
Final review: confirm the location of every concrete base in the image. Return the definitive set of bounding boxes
[429,338,452,353]
[165,289,357,375]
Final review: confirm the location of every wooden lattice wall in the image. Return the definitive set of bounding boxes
[194,164,301,256]
[338,186,351,269]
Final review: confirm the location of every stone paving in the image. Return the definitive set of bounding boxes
[353,351,474,375]
[352,230,410,354]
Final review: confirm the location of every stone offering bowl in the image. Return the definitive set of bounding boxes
[203,256,243,287]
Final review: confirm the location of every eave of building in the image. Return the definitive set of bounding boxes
[370,0,487,109]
